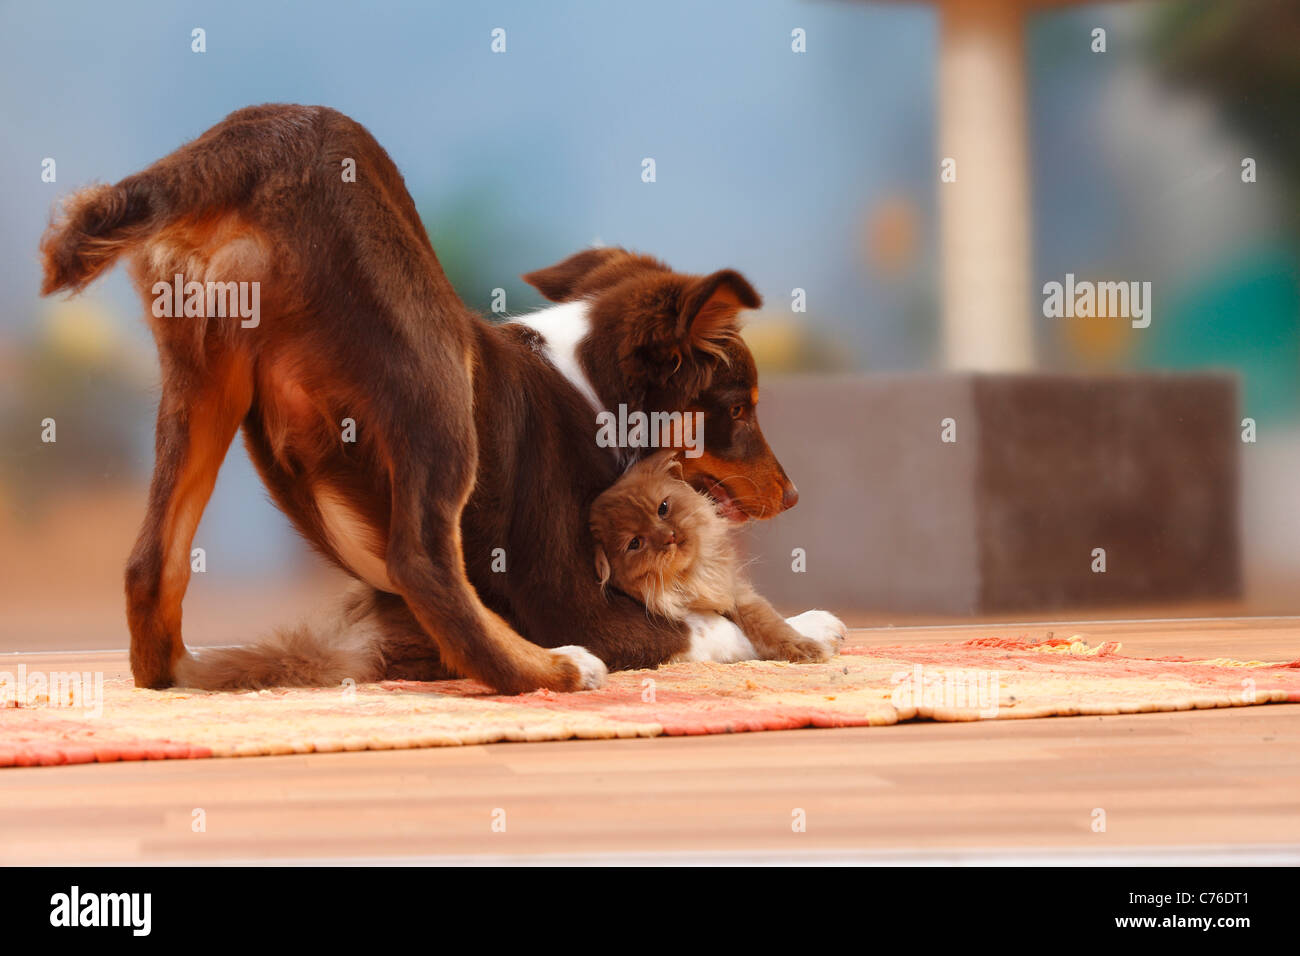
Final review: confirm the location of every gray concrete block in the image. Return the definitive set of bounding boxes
[744,373,1241,614]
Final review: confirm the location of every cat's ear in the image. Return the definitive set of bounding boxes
[594,546,612,590]
[643,448,683,480]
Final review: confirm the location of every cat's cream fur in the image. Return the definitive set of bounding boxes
[589,451,840,663]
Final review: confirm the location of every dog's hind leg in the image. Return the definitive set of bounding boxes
[378,370,606,695]
[387,480,607,693]
[387,513,605,694]
[360,590,456,681]
[125,349,253,688]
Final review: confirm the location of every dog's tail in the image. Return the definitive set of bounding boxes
[174,588,387,691]
[39,104,323,296]
[38,179,160,295]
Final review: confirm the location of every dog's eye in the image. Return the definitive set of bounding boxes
[658,499,669,517]
[627,537,642,552]
[730,404,745,420]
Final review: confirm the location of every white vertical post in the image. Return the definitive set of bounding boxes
[938,0,1034,370]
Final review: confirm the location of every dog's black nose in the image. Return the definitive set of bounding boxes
[782,484,799,511]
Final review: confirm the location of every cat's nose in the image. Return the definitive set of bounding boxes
[663,531,676,546]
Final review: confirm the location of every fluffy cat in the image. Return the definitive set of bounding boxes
[589,450,840,662]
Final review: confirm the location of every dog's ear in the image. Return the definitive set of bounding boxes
[676,269,761,353]
[642,270,761,385]
[523,249,616,302]
[523,247,667,302]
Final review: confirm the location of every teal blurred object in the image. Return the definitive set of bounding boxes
[1140,243,1300,420]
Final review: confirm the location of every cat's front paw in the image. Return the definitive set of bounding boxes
[784,609,848,661]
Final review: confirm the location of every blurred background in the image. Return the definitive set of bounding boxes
[1,0,1297,651]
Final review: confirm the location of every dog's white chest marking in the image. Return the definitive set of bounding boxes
[510,301,601,411]
[674,612,760,663]
[315,490,395,593]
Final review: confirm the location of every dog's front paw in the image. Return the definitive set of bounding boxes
[784,609,848,660]
[551,645,608,690]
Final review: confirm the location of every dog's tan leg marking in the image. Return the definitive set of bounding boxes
[125,351,253,688]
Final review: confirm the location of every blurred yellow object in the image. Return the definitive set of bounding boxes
[742,317,804,368]
[1062,293,1136,368]
[43,300,118,364]
[740,315,855,374]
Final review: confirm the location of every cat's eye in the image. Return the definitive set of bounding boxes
[658,499,669,517]
[730,404,745,420]
[627,537,642,552]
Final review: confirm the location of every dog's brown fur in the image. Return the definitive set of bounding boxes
[39,104,800,694]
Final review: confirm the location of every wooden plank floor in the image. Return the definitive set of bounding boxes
[2,616,1299,864]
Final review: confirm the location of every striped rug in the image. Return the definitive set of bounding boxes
[3,635,1298,767]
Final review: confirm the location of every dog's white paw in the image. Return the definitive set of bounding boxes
[551,645,608,690]
[785,609,848,657]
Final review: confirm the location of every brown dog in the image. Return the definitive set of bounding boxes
[40,104,839,694]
